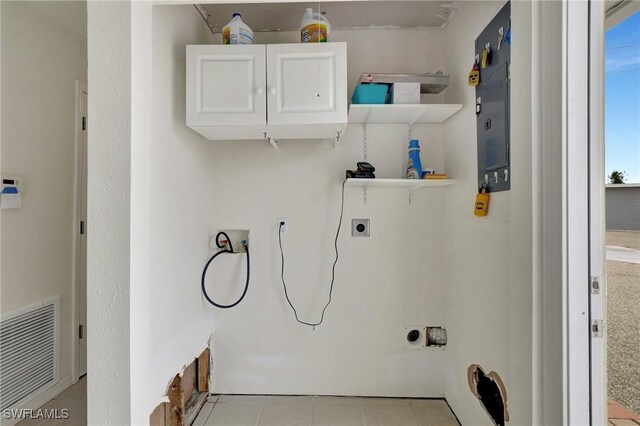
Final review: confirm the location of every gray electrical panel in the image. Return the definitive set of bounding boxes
[475,2,510,192]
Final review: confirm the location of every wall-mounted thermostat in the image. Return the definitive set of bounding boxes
[1,175,26,210]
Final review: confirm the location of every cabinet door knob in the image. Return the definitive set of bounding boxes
[256,87,264,95]
[269,88,277,95]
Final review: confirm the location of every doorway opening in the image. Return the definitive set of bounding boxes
[604,5,640,423]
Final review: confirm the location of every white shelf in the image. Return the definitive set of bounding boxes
[348,104,463,125]
[345,178,457,190]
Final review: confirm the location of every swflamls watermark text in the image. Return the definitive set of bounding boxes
[2,408,70,420]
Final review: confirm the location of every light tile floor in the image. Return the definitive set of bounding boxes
[193,395,460,426]
[12,380,639,425]
[16,377,86,426]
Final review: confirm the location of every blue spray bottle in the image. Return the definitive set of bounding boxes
[407,139,423,179]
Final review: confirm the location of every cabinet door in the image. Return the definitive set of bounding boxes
[187,45,266,126]
[266,43,347,125]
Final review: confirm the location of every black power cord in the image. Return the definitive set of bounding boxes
[201,231,250,309]
[278,179,346,328]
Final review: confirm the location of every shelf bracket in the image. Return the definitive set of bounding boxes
[362,124,368,204]
[264,133,279,150]
[363,124,368,161]
[408,182,426,204]
[408,107,426,128]
[362,105,372,125]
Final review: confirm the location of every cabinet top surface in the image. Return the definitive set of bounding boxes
[187,42,347,48]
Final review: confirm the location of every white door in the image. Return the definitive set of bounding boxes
[566,1,606,424]
[266,43,347,125]
[186,45,266,127]
[78,85,88,377]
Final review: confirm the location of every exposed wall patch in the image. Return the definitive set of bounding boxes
[150,347,211,426]
[467,364,509,426]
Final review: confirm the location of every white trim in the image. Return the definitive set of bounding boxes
[0,375,72,426]
[589,1,607,424]
[605,183,640,188]
[536,1,567,424]
[566,1,591,424]
[71,80,88,384]
[531,0,542,421]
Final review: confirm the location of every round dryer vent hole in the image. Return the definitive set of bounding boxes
[404,326,425,349]
[407,329,421,343]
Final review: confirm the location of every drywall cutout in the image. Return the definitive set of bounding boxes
[150,347,211,426]
[467,364,509,426]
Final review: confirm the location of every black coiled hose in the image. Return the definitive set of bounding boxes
[201,231,250,309]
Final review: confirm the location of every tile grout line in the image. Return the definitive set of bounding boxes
[309,397,314,426]
[202,398,216,425]
[254,397,266,426]
[408,401,420,426]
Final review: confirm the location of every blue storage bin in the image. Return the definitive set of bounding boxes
[351,83,389,104]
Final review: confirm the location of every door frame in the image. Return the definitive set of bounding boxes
[565,1,606,424]
[588,1,606,424]
[71,80,88,383]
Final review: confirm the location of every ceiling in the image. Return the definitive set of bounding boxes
[197,1,458,33]
[604,0,640,30]
[605,0,626,16]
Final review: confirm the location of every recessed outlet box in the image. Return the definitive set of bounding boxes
[210,229,249,253]
[277,217,288,235]
[351,219,370,237]
[404,326,425,349]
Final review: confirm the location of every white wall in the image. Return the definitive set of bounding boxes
[141,6,452,419]
[442,1,533,425]
[126,5,217,424]
[86,1,132,424]
[1,0,86,389]
[85,3,538,423]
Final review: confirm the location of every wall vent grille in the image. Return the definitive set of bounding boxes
[0,300,57,410]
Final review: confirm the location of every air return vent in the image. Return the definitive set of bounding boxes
[0,298,58,410]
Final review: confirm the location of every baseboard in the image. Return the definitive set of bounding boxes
[1,375,73,426]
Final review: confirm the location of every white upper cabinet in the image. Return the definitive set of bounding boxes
[186,43,347,141]
[187,45,267,139]
[266,43,347,126]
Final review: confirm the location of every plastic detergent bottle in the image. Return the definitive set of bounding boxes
[407,139,423,179]
[300,8,331,43]
[223,13,253,45]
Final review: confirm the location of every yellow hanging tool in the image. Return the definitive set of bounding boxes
[481,48,491,69]
[468,63,480,87]
[474,186,490,217]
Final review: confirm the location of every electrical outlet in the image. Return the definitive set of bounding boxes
[278,217,288,235]
[351,219,370,237]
